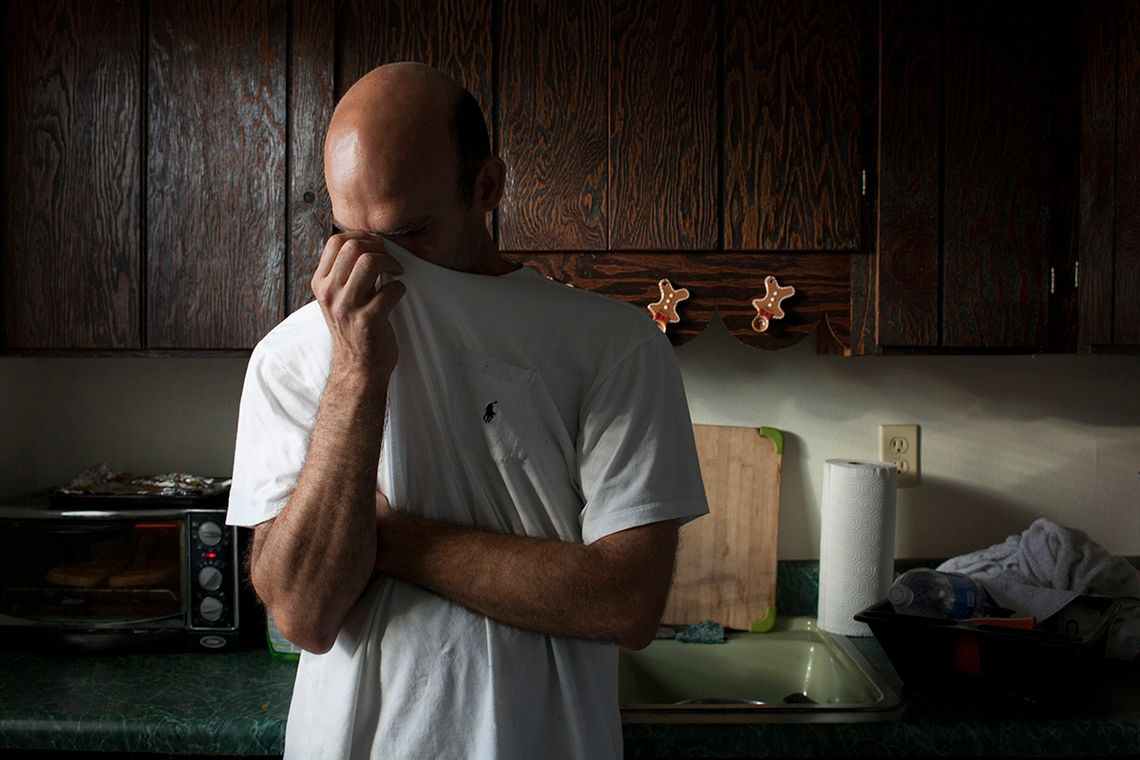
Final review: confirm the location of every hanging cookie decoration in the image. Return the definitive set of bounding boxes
[751,275,795,333]
[647,278,690,333]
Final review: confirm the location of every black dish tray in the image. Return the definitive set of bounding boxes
[855,594,1119,706]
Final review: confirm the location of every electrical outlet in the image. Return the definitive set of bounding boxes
[879,424,920,487]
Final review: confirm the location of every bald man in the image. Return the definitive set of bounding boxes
[227,63,708,760]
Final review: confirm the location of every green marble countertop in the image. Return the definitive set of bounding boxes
[2,638,1138,758]
[4,558,1139,757]
[0,649,294,756]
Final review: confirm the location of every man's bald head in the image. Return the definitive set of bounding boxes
[324,63,490,207]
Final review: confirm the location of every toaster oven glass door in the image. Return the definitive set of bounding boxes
[0,519,187,629]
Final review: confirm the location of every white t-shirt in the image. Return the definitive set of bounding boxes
[227,241,709,760]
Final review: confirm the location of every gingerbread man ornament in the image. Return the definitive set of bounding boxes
[751,275,795,333]
[647,278,690,333]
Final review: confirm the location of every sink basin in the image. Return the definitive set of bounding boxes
[619,616,899,718]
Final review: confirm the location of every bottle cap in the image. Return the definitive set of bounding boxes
[888,584,913,607]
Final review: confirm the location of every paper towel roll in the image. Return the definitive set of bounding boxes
[817,459,897,636]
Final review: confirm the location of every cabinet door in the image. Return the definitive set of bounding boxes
[147,0,286,349]
[1116,1,1140,345]
[942,0,1053,349]
[498,0,608,251]
[610,0,717,250]
[3,0,142,349]
[724,0,863,251]
[876,0,940,348]
[878,0,1066,351]
[498,0,715,252]
[288,0,336,317]
[1082,0,1140,349]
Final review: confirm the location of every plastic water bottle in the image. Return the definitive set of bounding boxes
[887,568,995,620]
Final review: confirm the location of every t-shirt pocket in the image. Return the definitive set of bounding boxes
[447,347,539,466]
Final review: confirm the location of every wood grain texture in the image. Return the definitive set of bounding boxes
[847,0,879,355]
[942,0,1051,349]
[662,425,781,630]
[1115,0,1140,345]
[876,0,940,348]
[288,0,336,316]
[147,0,286,349]
[1046,2,1080,353]
[3,0,141,349]
[502,252,851,350]
[1078,0,1119,349]
[335,0,492,137]
[498,0,607,251]
[610,0,716,250]
[724,0,862,251]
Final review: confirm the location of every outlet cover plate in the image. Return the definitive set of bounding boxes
[879,424,919,487]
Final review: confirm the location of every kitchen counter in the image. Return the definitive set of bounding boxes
[5,559,1139,757]
[0,648,293,756]
[2,637,1139,758]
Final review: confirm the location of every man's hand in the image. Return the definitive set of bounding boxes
[312,231,406,379]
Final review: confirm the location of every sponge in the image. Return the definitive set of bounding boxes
[675,620,725,644]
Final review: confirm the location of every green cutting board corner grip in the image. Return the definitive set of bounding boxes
[663,424,783,632]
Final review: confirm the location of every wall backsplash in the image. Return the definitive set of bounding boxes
[2,317,1137,559]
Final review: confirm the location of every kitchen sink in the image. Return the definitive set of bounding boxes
[619,616,899,720]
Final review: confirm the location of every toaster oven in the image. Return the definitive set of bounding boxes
[0,490,252,652]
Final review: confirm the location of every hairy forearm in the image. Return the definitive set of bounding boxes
[375,508,677,649]
[252,366,386,653]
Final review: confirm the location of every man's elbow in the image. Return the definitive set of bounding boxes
[267,605,338,655]
[616,606,664,650]
[252,570,339,654]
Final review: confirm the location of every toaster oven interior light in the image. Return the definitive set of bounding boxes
[135,523,179,529]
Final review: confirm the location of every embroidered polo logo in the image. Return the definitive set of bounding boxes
[483,401,498,423]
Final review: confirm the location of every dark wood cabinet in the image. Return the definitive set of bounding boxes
[3,0,143,350]
[608,0,718,251]
[497,0,608,252]
[869,0,1078,353]
[1079,0,1140,351]
[3,0,286,351]
[723,0,863,252]
[146,0,287,349]
[2,0,1133,355]
[0,0,865,353]
[497,0,868,351]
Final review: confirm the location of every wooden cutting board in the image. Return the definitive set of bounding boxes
[661,424,783,631]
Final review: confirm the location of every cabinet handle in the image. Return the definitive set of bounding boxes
[751,276,795,333]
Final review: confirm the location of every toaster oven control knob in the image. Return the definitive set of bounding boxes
[199,596,224,622]
[197,521,223,547]
[198,566,223,591]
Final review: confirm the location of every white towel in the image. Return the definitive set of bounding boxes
[937,517,1140,661]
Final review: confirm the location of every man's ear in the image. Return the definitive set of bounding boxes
[473,156,506,211]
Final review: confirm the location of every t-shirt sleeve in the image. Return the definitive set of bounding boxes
[226,346,318,527]
[577,333,709,545]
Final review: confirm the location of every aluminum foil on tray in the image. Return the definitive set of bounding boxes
[58,462,231,498]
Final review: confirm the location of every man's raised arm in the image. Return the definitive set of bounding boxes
[249,232,405,654]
